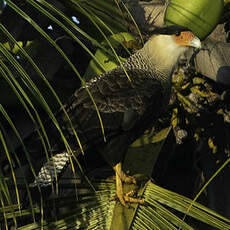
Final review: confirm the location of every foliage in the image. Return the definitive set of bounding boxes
[0,0,230,229]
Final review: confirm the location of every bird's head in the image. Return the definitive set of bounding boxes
[172,30,201,49]
[148,25,201,49]
[144,26,201,73]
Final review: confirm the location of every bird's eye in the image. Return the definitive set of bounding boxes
[175,31,181,36]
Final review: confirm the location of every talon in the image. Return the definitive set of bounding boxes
[124,190,145,204]
[113,163,145,207]
[122,174,136,184]
[124,194,145,204]
[125,190,135,197]
[110,190,145,206]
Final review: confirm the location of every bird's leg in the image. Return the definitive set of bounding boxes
[113,162,145,206]
[114,163,126,206]
[113,162,136,184]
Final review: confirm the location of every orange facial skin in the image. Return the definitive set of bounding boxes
[173,31,197,47]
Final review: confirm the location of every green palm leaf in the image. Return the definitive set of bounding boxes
[0,1,230,229]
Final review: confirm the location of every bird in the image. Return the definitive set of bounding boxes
[19,26,201,207]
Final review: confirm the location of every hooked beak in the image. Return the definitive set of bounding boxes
[189,36,201,49]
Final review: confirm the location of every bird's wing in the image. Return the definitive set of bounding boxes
[67,66,164,132]
[76,67,163,113]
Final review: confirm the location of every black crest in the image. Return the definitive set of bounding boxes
[150,25,191,36]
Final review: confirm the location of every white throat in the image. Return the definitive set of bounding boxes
[144,35,188,74]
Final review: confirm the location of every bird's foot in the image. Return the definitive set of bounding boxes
[112,163,145,207]
[119,170,137,184]
[111,190,145,207]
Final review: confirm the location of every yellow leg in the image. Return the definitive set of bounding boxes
[114,163,126,206]
[113,162,145,206]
